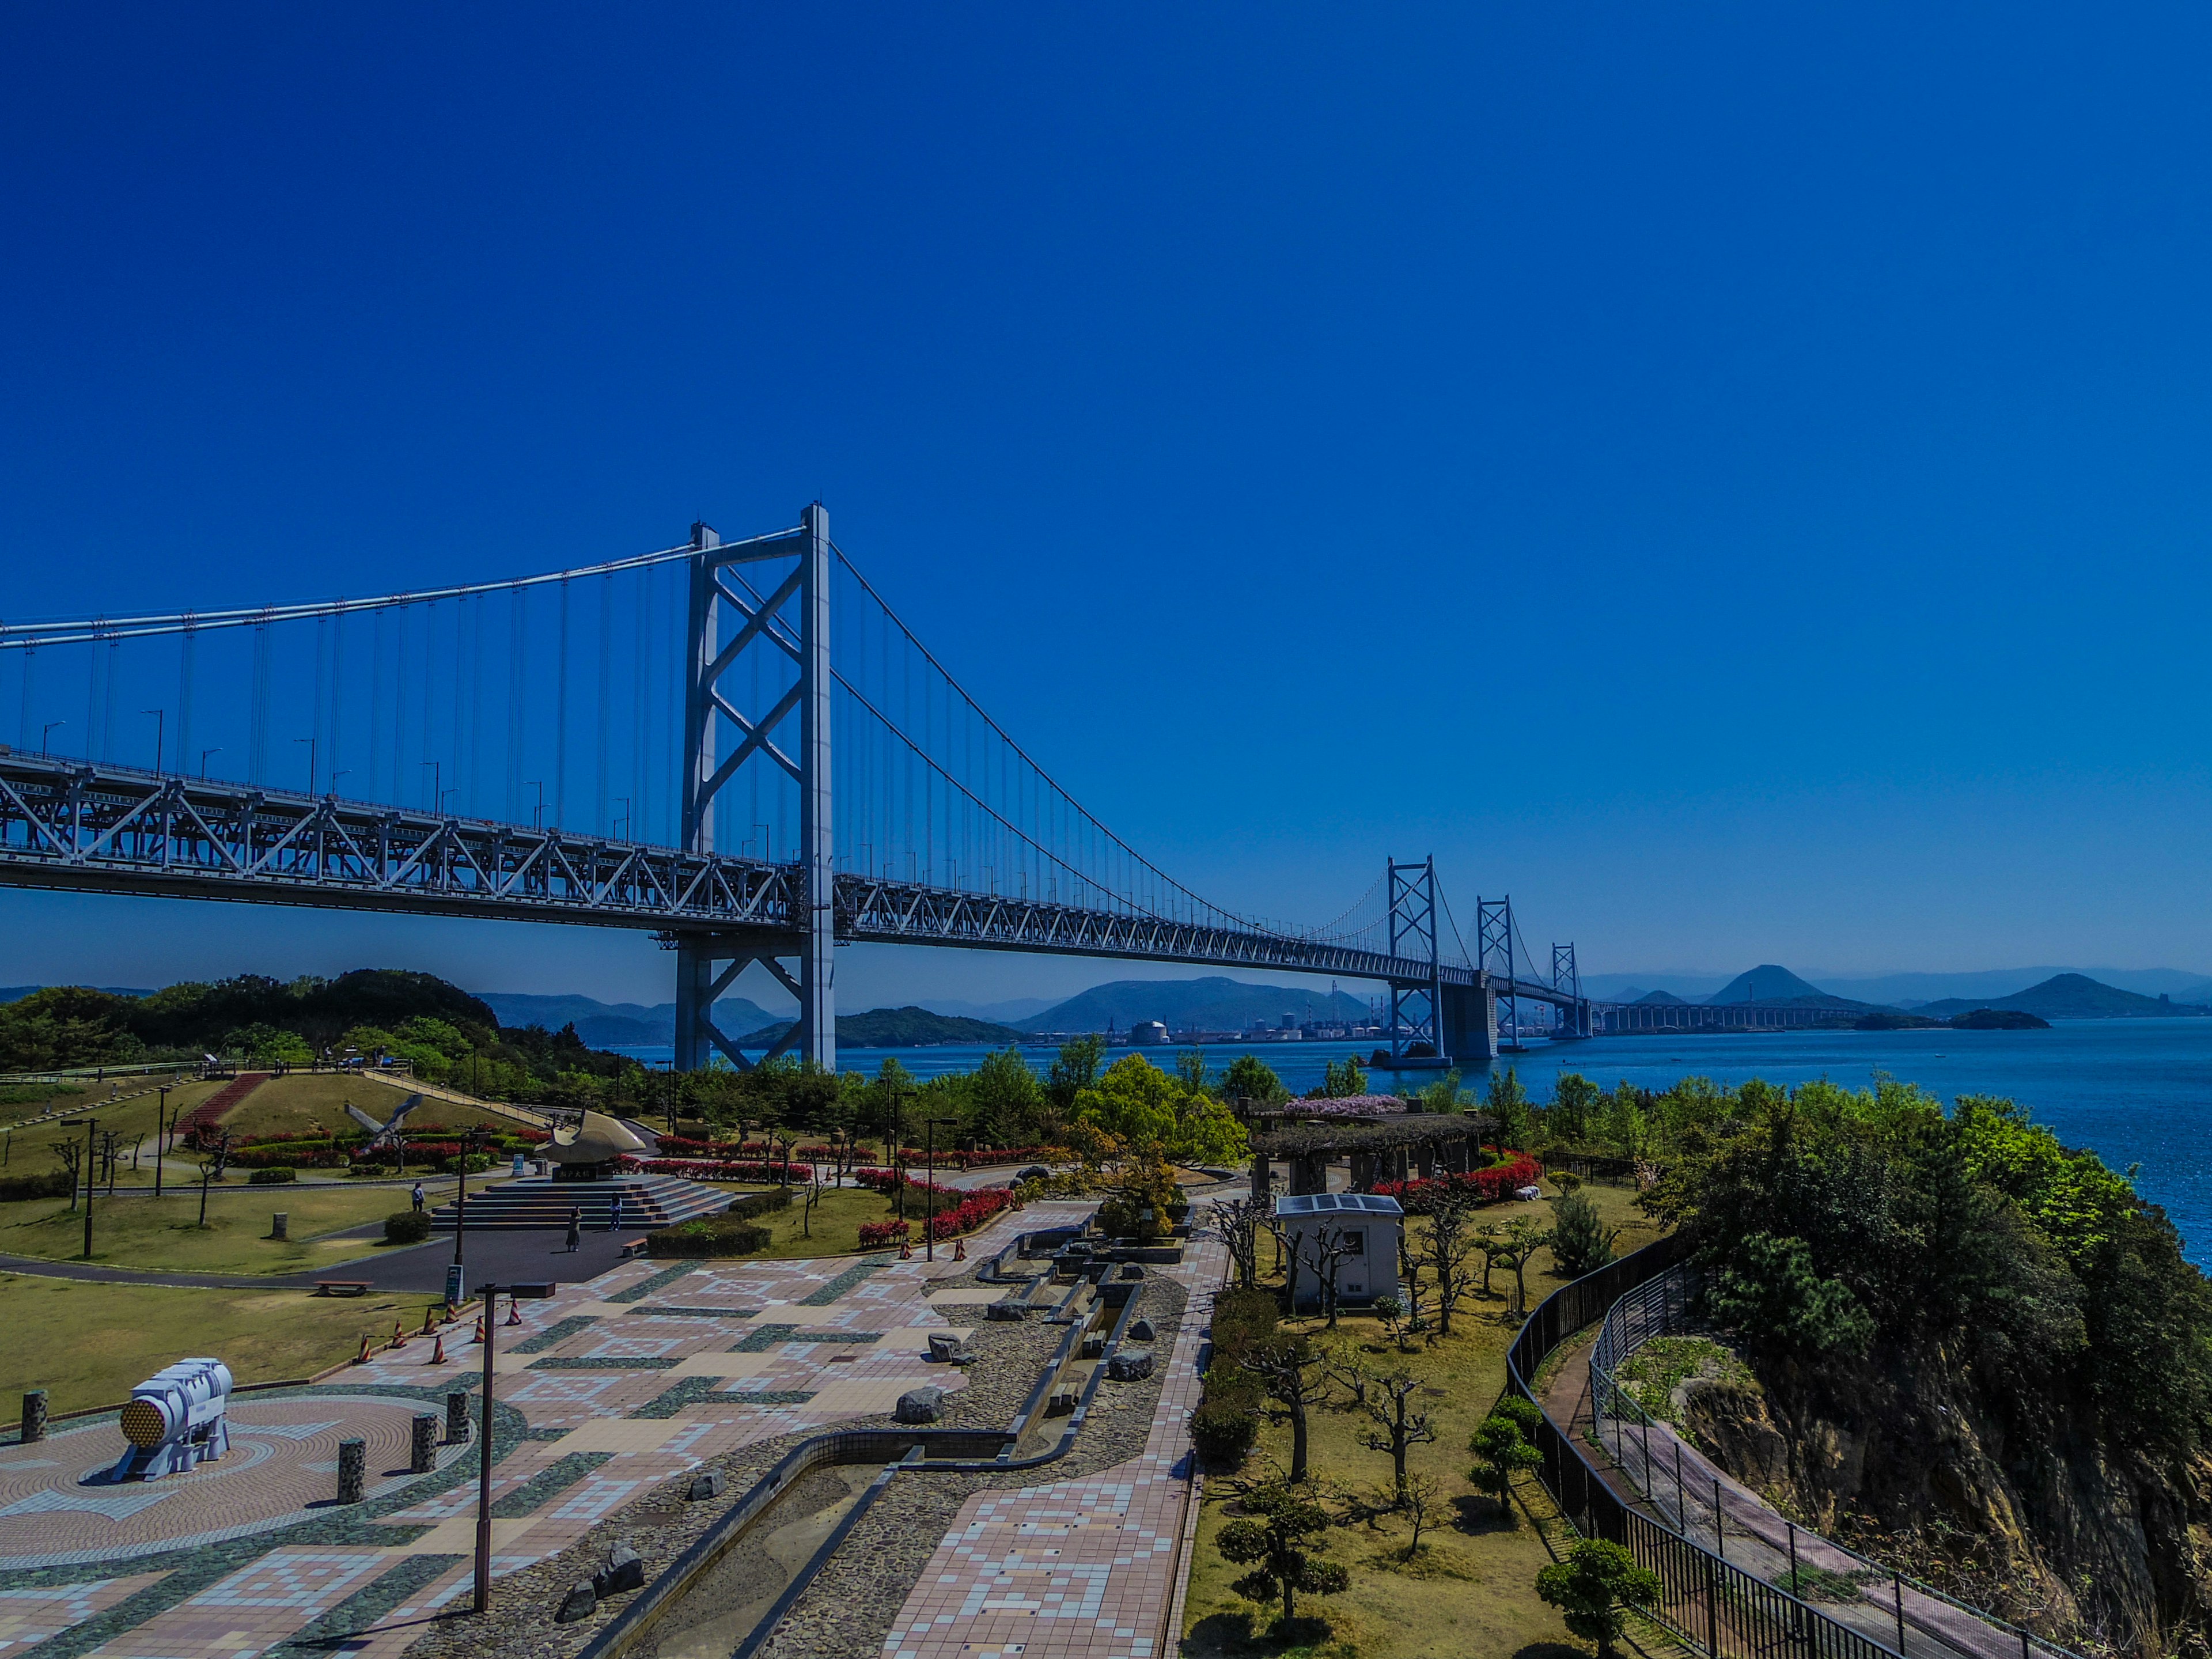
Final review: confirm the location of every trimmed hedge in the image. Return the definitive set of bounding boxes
[248,1166,297,1184]
[385,1209,433,1244]
[1193,1286,1282,1469]
[0,1170,74,1203]
[643,1185,792,1258]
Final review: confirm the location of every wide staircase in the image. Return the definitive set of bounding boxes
[428,1173,733,1232]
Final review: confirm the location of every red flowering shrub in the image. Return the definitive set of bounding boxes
[1374,1154,1543,1211]
[619,1156,815,1183]
[858,1220,911,1247]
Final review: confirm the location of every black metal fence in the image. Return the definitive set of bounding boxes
[1510,1234,1907,1659]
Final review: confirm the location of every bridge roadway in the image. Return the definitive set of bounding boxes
[0,751,1585,1043]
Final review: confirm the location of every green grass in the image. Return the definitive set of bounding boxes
[1181,1176,1668,1659]
[213,1074,523,1142]
[688,1183,964,1259]
[0,1181,453,1274]
[0,1272,411,1414]
[1,1075,221,1174]
[1613,1336,1755,1428]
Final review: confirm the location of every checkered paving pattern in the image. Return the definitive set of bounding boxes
[7,1202,1067,1659]
[878,1235,1221,1659]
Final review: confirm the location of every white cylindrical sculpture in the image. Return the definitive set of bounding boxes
[110,1358,234,1481]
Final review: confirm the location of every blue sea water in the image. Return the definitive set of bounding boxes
[610,1018,2212,1263]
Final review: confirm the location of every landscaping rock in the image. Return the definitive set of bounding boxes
[927,1332,966,1363]
[1118,1263,1146,1281]
[1127,1318,1156,1341]
[687,1469,722,1501]
[895,1386,946,1424]
[592,1543,644,1599]
[984,1298,1028,1321]
[1105,1347,1154,1381]
[555,1582,597,1624]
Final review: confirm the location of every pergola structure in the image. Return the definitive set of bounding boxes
[1249,1111,1498,1200]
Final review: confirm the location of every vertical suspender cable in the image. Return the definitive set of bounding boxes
[554,580,569,830]
[249,620,270,782]
[176,624,195,782]
[393,607,410,806]
[469,591,485,813]
[420,603,437,806]
[596,574,612,834]
[330,609,345,792]
[17,646,33,750]
[633,568,648,843]
[507,584,525,823]
[450,597,467,809]
[369,609,386,800]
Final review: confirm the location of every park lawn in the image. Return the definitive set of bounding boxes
[211,1073,524,1142]
[0,1272,403,1414]
[1,1074,222,1176]
[0,1182,453,1274]
[1180,1175,1668,1659]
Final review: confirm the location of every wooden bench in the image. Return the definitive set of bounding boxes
[314,1280,372,1297]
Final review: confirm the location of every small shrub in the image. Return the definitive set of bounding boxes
[858,1219,911,1248]
[384,1209,433,1244]
[248,1166,297,1185]
[1191,1399,1259,1468]
[1548,1191,1620,1276]
[0,1169,73,1203]
[647,1214,772,1258]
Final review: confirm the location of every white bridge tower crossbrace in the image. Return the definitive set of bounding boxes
[672,503,835,1074]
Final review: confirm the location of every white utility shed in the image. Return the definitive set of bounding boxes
[1274,1191,1404,1311]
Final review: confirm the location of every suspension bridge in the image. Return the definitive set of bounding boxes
[0,506,1596,1070]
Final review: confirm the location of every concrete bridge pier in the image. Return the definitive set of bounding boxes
[1441,978,1497,1064]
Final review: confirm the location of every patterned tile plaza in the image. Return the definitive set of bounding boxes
[876,1236,1222,1659]
[0,1210,1094,1659]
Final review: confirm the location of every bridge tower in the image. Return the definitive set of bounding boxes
[672,505,836,1074]
[1551,941,1591,1039]
[1386,858,1444,1065]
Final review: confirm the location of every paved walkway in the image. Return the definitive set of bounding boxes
[0,1210,1077,1659]
[877,1235,1221,1659]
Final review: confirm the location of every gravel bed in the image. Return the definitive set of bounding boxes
[398,1256,1166,1659]
[760,1275,1190,1659]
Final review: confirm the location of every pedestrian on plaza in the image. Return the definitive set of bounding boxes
[566,1206,582,1253]
[608,1194,624,1234]
[411,1180,425,1213]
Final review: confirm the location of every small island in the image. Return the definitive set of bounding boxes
[1855,1007,2051,1031]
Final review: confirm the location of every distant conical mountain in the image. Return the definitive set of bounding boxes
[1020,976,1372,1034]
[1918,973,2210,1021]
[1634,989,1688,1005]
[1704,964,1848,1005]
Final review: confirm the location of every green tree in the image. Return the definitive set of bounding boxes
[1548,1191,1620,1277]
[1535,1540,1662,1658]
[1315,1055,1368,1099]
[1176,1047,1211,1095]
[1073,1055,1247,1164]
[1550,1072,1600,1142]
[1487,1066,1533,1146]
[1046,1035,1105,1115]
[1221,1053,1290,1107]
[968,1047,1044,1146]
[1705,1232,1874,1361]
[1469,1407,1544,1518]
[1419,1068,1467,1113]
[1215,1484,1350,1626]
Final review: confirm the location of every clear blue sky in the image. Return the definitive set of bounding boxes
[3,5,2209,1007]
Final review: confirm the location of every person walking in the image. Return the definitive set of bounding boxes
[410,1180,426,1213]
[565,1206,582,1254]
[608,1193,624,1234]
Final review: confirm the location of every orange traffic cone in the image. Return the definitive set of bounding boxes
[392,1320,409,1349]
[505,1296,521,1327]
[953,1238,967,1262]
[355,1332,373,1365]
[426,1332,447,1365]
[471,1316,485,1344]
[899,1238,913,1260]
[421,1305,439,1336]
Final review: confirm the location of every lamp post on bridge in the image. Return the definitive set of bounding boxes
[142,709,164,774]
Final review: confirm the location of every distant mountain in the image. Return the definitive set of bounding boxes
[1817,967,2212,1005]
[1704,965,1868,1009]
[1918,974,2209,1021]
[475,991,785,1048]
[0,984,154,1004]
[1581,973,1732,1002]
[913,997,1060,1024]
[1021,976,1373,1034]
[1634,989,1689,1006]
[736,1007,1029,1049]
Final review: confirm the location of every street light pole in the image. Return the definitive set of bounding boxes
[153,1086,170,1199]
[142,709,164,773]
[475,1279,554,1613]
[80,1117,98,1258]
[294,736,317,796]
[923,1118,956,1262]
[200,747,222,779]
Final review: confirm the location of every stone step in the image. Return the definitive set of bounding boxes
[429,1175,736,1232]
